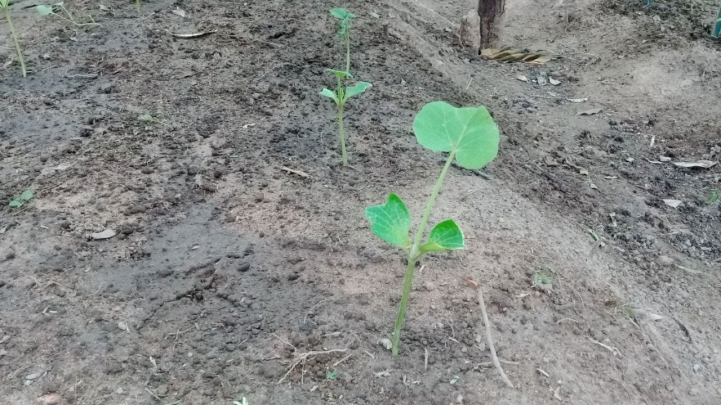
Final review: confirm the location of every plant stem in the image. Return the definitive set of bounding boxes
[4,6,26,77]
[345,33,350,73]
[136,0,140,13]
[337,104,348,166]
[391,150,457,356]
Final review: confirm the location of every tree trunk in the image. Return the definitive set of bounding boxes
[477,0,506,52]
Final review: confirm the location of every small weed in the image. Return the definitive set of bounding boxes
[366,101,499,356]
[37,3,99,28]
[232,398,248,405]
[325,369,338,380]
[531,269,553,292]
[319,69,371,166]
[329,8,355,72]
[706,189,719,205]
[1,0,27,77]
[9,190,34,208]
[138,113,155,123]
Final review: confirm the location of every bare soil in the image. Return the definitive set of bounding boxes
[1,0,720,404]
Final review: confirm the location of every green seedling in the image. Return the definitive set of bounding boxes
[330,8,355,72]
[366,101,499,356]
[138,113,155,123]
[706,189,719,205]
[37,3,99,28]
[325,369,338,380]
[233,398,248,405]
[713,6,721,38]
[319,69,371,166]
[9,190,34,208]
[1,0,26,77]
[531,269,553,292]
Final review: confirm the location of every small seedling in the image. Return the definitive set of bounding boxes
[37,3,99,28]
[325,369,338,380]
[706,189,719,205]
[330,8,355,72]
[138,113,155,123]
[232,398,248,405]
[366,101,499,356]
[319,69,371,166]
[9,190,34,208]
[1,0,27,77]
[713,6,721,38]
[531,269,553,292]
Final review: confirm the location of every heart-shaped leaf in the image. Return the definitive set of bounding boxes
[413,101,499,170]
[20,190,34,202]
[9,199,23,208]
[36,5,54,16]
[319,88,339,104]
[365,193,411,249]
[419,219,465,254]
[343,82,371,102]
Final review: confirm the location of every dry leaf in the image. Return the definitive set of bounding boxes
[172,7,186,17]
[90,229,117,240]
[517,75,529,82]
[170,30,217,38]
[549,77,561,85]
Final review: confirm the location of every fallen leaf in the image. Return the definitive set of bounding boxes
[374,370,390,377]
[90,229,117,240]
[549,77,561,85]
[578,108,602,116]
[517,75,529,82]
[25,372,42,380]
[663,199,682,208]
[138,114,154,122]
[566,98,588,103]
[672,160,717,169]
[172,7,186,17]
[117,321,129,332]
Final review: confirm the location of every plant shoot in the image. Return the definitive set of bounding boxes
[1,0,26,77]
[330,8,355,73]
[319,69,371,166]
[366,101,499,356]
[37,3,99,28]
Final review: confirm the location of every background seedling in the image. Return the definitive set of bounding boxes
[1,0,27,77]
[366,101,499,356]
[37,3,99,28]
[9,190,34,208]
[319,69,371,166]
[330,8,355,72]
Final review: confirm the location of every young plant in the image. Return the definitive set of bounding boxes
[365,101,499,357]
[713,6,721,38]
[1,0,27,77]
[9,190,34,208]
[319,69,371,166]
[36,3,99,28]
[330,8,355,73]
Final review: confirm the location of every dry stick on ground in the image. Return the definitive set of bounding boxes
[461,276,515,389]
[277,348,347,384]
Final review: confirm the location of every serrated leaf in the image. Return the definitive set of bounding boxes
[419,219,465,254]
[9,199,23,208]
[36,5,54,16]
[413,101,499,170]
[20,190,34,202]
[319,88,339,104]
[325,68,352,79]
[365,193,411,249]
[330,7,355,20]
[343,82,371,101]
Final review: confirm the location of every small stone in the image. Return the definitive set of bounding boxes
[423,281,434,291]
[456,394,464,403]
[156,384,168,396]
[116,387,124,394]
[238,262,251,272]
[38,393,61,405]
[105,362,123,374]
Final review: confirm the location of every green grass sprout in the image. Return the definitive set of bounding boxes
[1,0,26,77]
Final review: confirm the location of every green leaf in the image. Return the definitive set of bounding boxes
[20,190,34,202]
[343,82,371,102]
[319,88,339,104]
[365,193,411,249]
[330,8,355,20]
[325,68,352,79]
[36,5,54,15]
[138,113,155,122]
[706,190,719,205]
[9,199,23,208]
[413,101,499,170]
[326,370,338,380]
[419,219,465,254]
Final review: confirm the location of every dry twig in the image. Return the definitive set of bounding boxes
[461,276,514,389]
[277,349,347,384]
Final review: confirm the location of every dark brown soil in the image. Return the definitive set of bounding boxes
[2,0,721,404]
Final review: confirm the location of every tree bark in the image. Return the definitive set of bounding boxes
[477,0,506,51]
